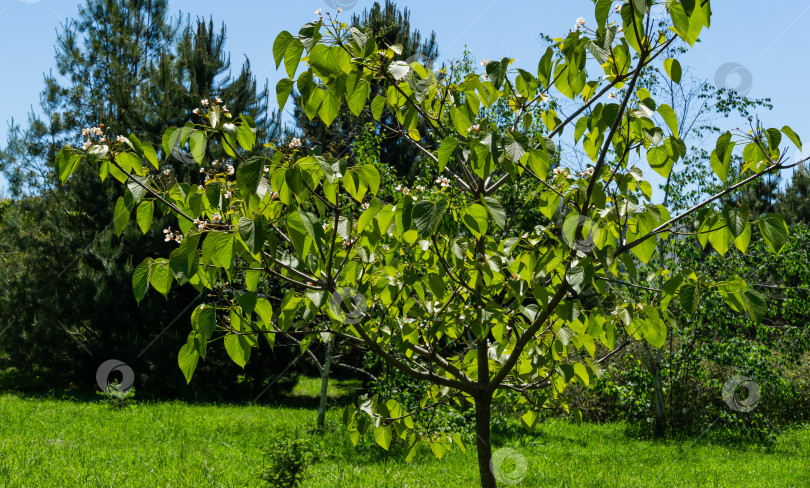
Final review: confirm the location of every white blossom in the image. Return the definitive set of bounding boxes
[201,99,209,106]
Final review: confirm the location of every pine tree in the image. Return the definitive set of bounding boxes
[291,0,439,178]
[0,0,296,398]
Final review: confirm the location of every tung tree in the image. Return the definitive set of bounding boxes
[57,1,802,486]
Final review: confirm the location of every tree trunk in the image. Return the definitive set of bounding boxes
[475,394,497,488]
[316,338,334,430]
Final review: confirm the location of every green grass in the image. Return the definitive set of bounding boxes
[0,388,808,487]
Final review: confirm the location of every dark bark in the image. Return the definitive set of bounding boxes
[475,393,496,488]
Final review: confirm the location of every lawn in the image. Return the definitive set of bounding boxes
[0,382,808,487]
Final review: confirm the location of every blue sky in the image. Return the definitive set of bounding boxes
[2,0,810,196]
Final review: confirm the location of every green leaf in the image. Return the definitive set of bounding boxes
[56,149,81,184]
[412,199,447,236]
[150,258,172,297]
[284,38,305,79]
[236,156,263,199]
[238,216,266,255]
[370,95,386,121]
[647,146,673,178]
[679,282,700,314]
[224,333,251,368]
[132,259,150,304]
[758,213,788,253]
[318,92,341,127]
[657,104,679,138]
[486,58,510,90]
[358,198,382,233]
[722,204,750,238]
[710,132,734,183]
[273,31,293,68]
[177,341,200,384]
[237,116,257,151]
[743,289,767,323]
[136,200,153,234]
[503,132,529,162]
[373,425,393,450]
[113,196,130,237]
[782,125,802,152]
[255,298,274,330]
[483,196,506,229]
[461,204,488,237]
[276,78,294,111]
[663,58,682,84]
[437,137,457,172]
[86,144,109,164]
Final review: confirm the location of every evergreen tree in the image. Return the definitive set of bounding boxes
[0,0,297,398]
[291,0,439,178]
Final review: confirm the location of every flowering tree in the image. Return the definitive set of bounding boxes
[57,1,803,486]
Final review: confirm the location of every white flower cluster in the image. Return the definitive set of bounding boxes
[480,59,492,66]
[80,124,107,150]
[468,124,480,133]
[224,190,234,199]
[193,98,229,117]
[361,202,370,210]
[415,185,425,191]
[394,184,411,195]
[212,213,222,223]
[575,17,586,29]
[552,167,569,177]
[435,176,451,187]
[289,137,302,149]
[163,169,171,176]
[581,167,595,177]
[226,164,235,175]
[163,227,183,243]
[193,218,208,231]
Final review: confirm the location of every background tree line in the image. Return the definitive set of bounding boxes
[0,0,808,443]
